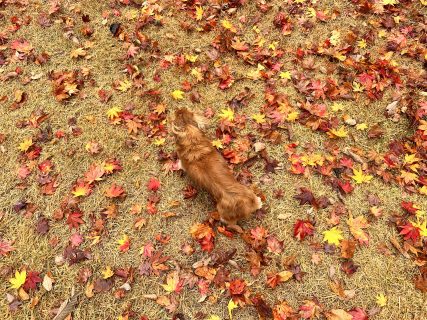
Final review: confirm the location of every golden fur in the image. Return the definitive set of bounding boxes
[171,108,262,225]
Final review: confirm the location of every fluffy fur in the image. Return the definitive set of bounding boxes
[171,108,262,225]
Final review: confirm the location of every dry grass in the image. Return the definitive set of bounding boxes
[0,0,426,319]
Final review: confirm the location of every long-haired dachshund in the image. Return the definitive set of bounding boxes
[171,107,262,225]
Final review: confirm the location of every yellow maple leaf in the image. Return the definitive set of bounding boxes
[9,270,26,289]
[382,0,398,5]
[161,272,179,293]
[221,20,236,32]
[376,293,387,307]
[171,90,184,100]
[207,316,221,320]
[18,138,33,152]
[356,123,368,130]
[322,227,344,246]
[185,54,198,62]
[352,81,365,92]
[195,6,203,21]
[400,170,417,184]
[252,113,266,124]
[117,234,130,252]
[102,266,114,279]
[228,299,238,320]
[117,80,132,92]
[107,106,123,120]
[306,7,316,18]
[403,154,420,165]
[419,186,427,196]
[287,111,299,122]
[212,139,224,149]
[153,137,166,146]
[279,71,291,80]
[421,0,427,5]
[329,30,340,46]
[357,39,367,49]
[351,168,373,184]
[219,108,234,121]
[328,126,348,138]
[331,102,344,112]
[72,186,88,197]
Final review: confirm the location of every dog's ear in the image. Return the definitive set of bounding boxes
[193,112,209,129]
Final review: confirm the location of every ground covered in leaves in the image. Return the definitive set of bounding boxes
[0,0,426,319]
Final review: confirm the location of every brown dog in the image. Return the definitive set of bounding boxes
[171,108,262,225]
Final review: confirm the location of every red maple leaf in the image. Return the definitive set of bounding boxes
[293,219,315,241]
[67,211,84,229]
[337,180,354,194]
[0,239,15,256]
[23,271,42,291]
[229,279,246,295]
[399,223,420,241]
[348,307,368,320]
[147,177,161,191]
[294,188,318,208]
[105,183,126,198]
[401,201,418,215]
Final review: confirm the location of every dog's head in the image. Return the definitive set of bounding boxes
[170,108,208,136]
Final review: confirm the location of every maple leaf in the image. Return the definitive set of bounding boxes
[273,300,295,319]
[293,219,315,241]
[340,239,356,259]
[266,270,293,288]
[18,138,33,152]
[348,307,368,320]
[162,271,183,294]
[105,183,125,198]
[229,279,246,295]
[171,90,184,100]
[228,299,238,320]
[399,222,420,241]
[67,211,84,229]
[147,177,161,191]
[299,300,322,319]
[219,107,234,121]
[328,126,348,138]
[103,159,122,174]
[0,239,15,256]
[10,270,27,289]
[347,214,369,245]
[71,180,92,197]
[251,113,266,124]
[356,123,368,130]
[117,80,132,92]
[382,0,398,5]
[195,6,203,20]
[84,164,105,184]
[118,234,130,252]
[23,271,42,291]
[351,168,373,184]
[323,227,344,246]
[107,106,123,120]
[70,47,87,58]
[294,188,318,207]
[325,309,352,320]
[102,266,114,279]
[376,293,387,307]
[279,71,291,80]
[267,236,284,254]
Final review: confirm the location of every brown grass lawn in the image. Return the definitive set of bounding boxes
[0,0,426,319]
